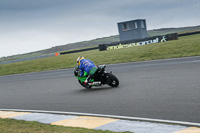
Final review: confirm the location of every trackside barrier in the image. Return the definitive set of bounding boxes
[178,31,200,37]
[59,47,99,55]
[99,33,178,51]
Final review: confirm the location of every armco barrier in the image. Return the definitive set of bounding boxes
[0,47,99,65]
[60,47,99,55]
[99,33,178,51]
[178,31,200,37]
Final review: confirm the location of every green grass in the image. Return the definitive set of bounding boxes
[0,34,200,76]
[0,118,129,133]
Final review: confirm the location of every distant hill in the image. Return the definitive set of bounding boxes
[1,25,200,62]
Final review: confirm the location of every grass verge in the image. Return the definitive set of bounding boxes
[0,34,200,76]
[0,118,130,133]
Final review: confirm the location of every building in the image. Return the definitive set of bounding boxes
[117,19,148,41]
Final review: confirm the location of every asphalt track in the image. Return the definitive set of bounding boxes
[0,56,200,123]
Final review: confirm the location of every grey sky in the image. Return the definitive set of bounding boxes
[0,0,200,57]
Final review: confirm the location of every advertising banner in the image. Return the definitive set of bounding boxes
[99,33,178,51]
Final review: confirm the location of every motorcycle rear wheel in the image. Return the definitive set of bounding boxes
[104,73,119,87]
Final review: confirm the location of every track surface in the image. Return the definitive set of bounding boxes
[0,56,200,123]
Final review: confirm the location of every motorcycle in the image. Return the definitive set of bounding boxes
[74,65,119,89]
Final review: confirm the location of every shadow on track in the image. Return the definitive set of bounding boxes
[69,86,120,94]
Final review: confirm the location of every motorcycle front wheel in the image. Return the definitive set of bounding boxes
[78,80,92,89]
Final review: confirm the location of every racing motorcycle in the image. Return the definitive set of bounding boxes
[74,65,119,89]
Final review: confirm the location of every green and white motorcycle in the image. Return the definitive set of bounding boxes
[74,65,119,89]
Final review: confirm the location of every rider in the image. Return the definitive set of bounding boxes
[76,56,98,84]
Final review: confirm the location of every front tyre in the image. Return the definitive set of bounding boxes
[104,73,119,87]
[78,80,92,89]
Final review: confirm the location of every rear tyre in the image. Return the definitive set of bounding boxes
[104,73,119,87]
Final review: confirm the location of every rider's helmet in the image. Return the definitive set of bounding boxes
[76,56,84,66]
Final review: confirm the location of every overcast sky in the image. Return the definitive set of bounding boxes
[0,0,200,57]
